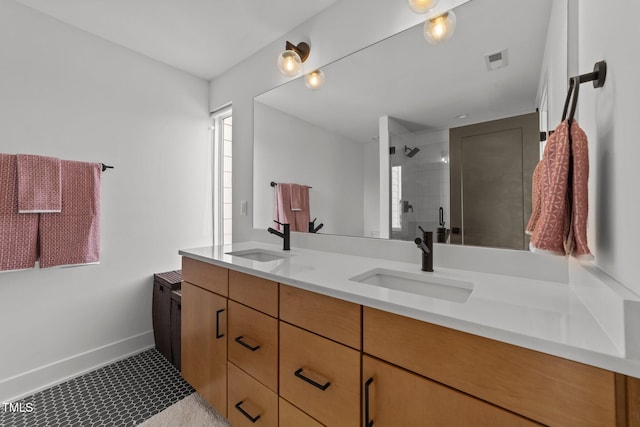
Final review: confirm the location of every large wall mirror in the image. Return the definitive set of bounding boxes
[254,0,555,250]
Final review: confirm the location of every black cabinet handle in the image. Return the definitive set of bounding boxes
[215,308,225,339]
[294,368,331,391]
[234,401,261,423]
[365,377,374,427]
[235,336,261,352]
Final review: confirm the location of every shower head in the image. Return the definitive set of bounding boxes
[404,145,420,158]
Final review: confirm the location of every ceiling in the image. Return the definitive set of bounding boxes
[255,0,554,143]
[14,0,338,80]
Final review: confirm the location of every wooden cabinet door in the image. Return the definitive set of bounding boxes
[228,300,278,392]
[227,362,278,427]
[181,281,228,416]
[280,322,360,426]
[363,356,538,427]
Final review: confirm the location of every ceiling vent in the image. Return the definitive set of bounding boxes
[485,49,508,71]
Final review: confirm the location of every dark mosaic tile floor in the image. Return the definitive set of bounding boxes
[0,349,194,427]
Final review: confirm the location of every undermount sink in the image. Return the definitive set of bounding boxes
[225,248,291,262]
[349,268,473,303]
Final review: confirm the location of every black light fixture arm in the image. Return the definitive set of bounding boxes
[285,41,310,62]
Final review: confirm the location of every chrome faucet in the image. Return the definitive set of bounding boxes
[414,226,433,272]
[268,221,290,250]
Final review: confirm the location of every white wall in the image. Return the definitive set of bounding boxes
[576,0,640,295]
[363,142,380,238]
[253,102,364,236]
[0,1,210,400]
[537,0,568,128]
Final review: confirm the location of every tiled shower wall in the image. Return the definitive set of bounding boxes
[391,127,449,241]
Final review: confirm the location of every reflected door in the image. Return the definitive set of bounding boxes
[449,112,539,250]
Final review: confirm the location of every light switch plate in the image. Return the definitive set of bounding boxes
[240,200,248,216]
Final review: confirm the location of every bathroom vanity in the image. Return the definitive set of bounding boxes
[180,242,640,426]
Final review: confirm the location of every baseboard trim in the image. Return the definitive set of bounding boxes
[0,331,155,402]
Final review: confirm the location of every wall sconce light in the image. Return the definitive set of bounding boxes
[304,69,326,90]
[277,41,310,77]
[424,11,457,44]
[407,0,439,14]
[408,1,457,44]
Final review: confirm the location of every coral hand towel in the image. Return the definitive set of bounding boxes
[567,121,592,258]
[291,184,310,232]
[274,183,294,231]
[39,160,101,268]
[16,154,62,213]
[0,154,38,271]
[527,121,570,255]
[526,120,592,258]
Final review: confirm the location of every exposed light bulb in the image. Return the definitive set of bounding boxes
[424,11,457,44]
[407,0,439,14]
[441,150,449,163]
[277,50,302,76]
[304,69,326,90]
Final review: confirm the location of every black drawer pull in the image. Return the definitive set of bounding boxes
[235,336,261,352]
[365,377,374,427]
[294,368,331,391]
[215,308,225,339]
[234,400,261,423]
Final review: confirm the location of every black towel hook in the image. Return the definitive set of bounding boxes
[567,75,581,125]
[562,60,607,125]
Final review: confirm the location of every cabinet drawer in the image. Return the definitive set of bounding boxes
[363,355,538,426]
[228,362,278,427]
[229,270,278,317]
[363,307,617,427]
[279,398,324,427]
[279,322,360,427]
[228,300,278,392]
[182,257,228,296]
[280,284,361,349]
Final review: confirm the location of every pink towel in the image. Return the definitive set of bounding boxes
[274,184,294,231]
[291,184,310,232]
[526,120,591,258]
[16,154,62,213]
[39,160,101,268]
[0,154,39,271]
[274,183,310,232]
[567,121,592,258]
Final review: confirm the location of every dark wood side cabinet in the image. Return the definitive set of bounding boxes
[152,270,182,368]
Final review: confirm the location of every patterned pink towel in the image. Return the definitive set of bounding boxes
[526,121,591,258]
[274,183,309,232]
[16,154,62,213]
[567,121,592,258]
[0,154,39,271]
[39,160,101,268]
[274,184,293,231]
[291,184,310,232]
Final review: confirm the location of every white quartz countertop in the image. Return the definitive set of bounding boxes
[179,241,640,378]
